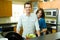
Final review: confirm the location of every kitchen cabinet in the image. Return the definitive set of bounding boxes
[46,23,57,34]
[0,0,12,17]
[0,22,17,36]
[52,29,56,33]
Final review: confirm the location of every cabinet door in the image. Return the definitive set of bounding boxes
[0,0,12,17]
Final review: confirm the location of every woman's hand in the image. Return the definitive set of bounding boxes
[42,29,47,32]
[41,28,47,33]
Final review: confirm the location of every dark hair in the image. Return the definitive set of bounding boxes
[24,2,32,8]
[36,8,45,18]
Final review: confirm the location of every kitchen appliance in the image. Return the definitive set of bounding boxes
[2,25,14,36]
[44,9,59,33]
[46,20,56,24]
[44,9,57,17]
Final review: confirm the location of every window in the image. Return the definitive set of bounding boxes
[11,4,24,22]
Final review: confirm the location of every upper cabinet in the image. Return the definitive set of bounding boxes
[38,0,60,9]
[0,0,12,17]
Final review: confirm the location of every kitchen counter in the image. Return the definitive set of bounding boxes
[0,32,60,40]
[0,38,8,40]
[28,32,60,40]
[0,34,3,38]
[0,22,17,36]
[0,22,17,26]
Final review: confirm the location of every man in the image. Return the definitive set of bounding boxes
[16,2,40,38]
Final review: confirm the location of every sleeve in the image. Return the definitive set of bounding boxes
[42,19,47,28]
[34,14,40,31]
[16,16,22,33]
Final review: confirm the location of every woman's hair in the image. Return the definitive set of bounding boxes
[36,8,45,18]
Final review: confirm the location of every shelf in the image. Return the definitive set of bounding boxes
[0,22,17,26]
[45,16,56,18]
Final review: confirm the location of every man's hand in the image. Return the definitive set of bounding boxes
[36,30,40,37]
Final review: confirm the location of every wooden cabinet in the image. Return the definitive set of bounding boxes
[0,0,12,17]
[52,29,56,33]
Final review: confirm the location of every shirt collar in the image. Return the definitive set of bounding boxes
[24,13,32,17]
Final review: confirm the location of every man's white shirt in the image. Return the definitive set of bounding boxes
[16,13,40,38]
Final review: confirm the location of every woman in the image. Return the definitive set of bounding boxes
[36,8,47,35]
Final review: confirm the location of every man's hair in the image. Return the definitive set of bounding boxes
[24,2,32,8]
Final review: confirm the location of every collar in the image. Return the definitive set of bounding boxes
[24,13,32,17]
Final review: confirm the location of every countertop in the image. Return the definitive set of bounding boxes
[0,34,3,38]
[0,38,8,40]
[0,22,17,25]
[0,32,60,40]
[28,32,60,40]
[0,22,17,26]
[0,34,8,40]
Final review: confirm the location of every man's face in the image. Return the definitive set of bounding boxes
[24,4,32,13]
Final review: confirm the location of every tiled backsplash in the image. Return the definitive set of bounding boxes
[0,17,11,23]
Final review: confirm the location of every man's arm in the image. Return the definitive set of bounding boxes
[34,14,40,37]
[35,20,40,37]
[16,16,22,34]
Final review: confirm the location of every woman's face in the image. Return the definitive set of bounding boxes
[37,10,42,18]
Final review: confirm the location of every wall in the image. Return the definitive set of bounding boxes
[11,4,24,22]
[38,0,60,9]
[0,17,11,23]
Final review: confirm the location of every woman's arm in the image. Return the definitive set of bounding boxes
[41,18,47,34]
